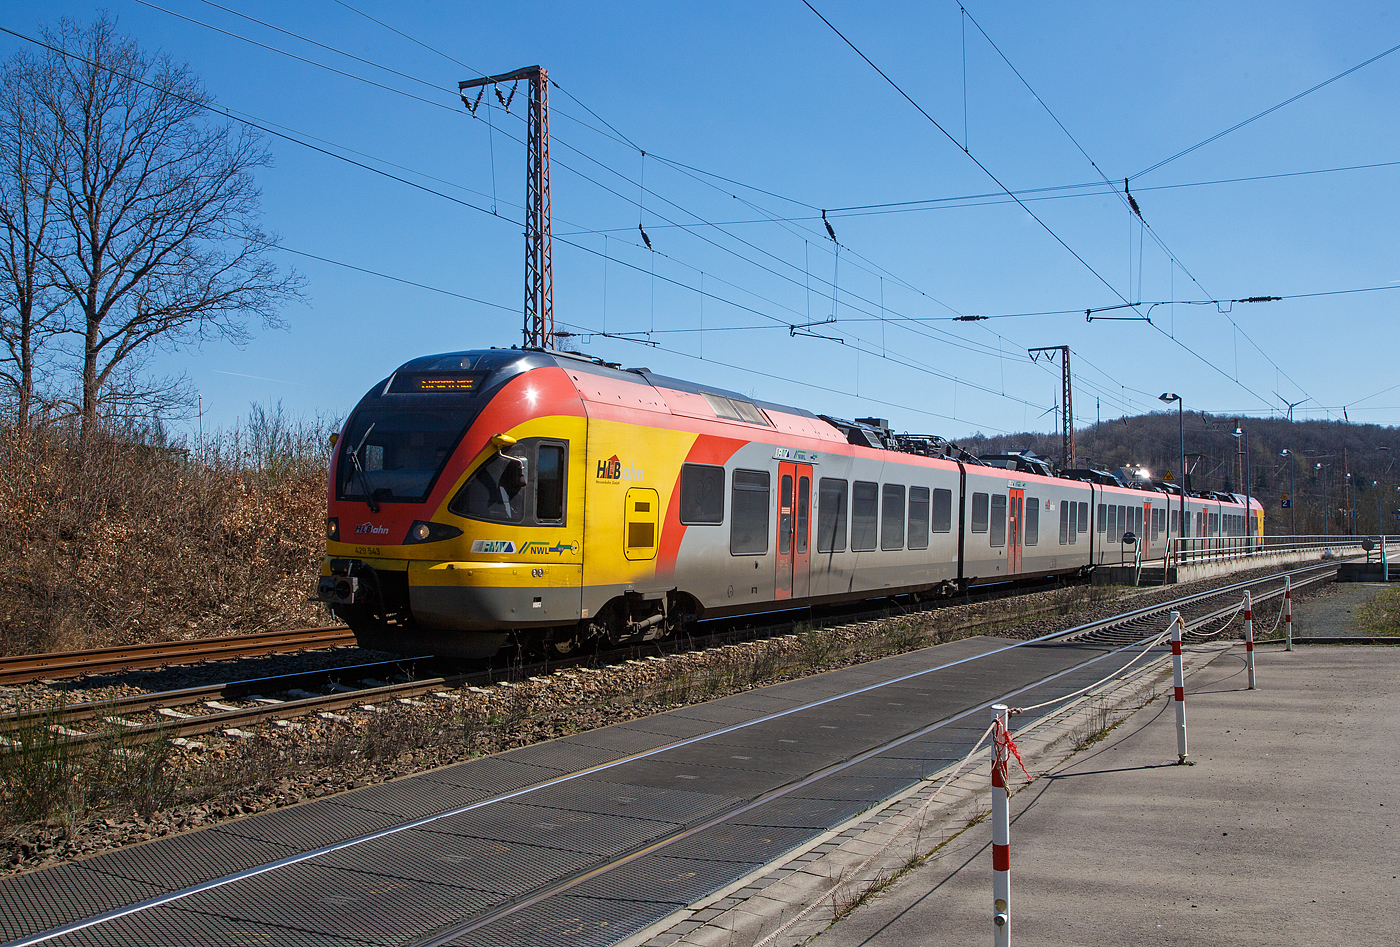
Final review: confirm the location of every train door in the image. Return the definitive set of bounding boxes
[775,462,813,600]
[1007,487,1024,574]
[1141,501,1152,559]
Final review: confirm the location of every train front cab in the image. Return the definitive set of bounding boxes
[320,350,591,658]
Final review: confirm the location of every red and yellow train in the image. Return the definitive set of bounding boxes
[319,348,1262,657]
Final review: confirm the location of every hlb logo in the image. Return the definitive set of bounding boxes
[595,455,644,482]
[354,522,389,535]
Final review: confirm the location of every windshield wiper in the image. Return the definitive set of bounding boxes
[347,422,380,513]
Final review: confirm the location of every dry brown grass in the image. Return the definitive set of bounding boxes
[0,415,334,656]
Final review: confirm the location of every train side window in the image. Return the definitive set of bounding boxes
[852,481,879,551]
[882,484,906,550]
[990,494,1007,547]
[1170,508,1179,535]
[1134,506,1143,538]
[679,463,724,525]
[1107,504,1118,540]
[931,488,953,532]
[1119,505,1128,538]
[908,486,930,550]
[971,492,989,533]
[1068,500,1078,544]
[1058,501,1069,545]
[535,443,567,524]
[1098,503,1107,533]
[796,475,810,554]
[817,478,848,553]
[1025,497,1039,545]
[730,469,770,555]
[778,474,794,555]
[1077,502,1089,534]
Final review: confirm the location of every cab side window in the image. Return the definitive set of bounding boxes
[535,443,566,524]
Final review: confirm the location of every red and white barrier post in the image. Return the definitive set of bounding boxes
[1244,589,1256,689]
[991,703,1011,947]
[1170,611,1189,764]
[1284,576,1293,652]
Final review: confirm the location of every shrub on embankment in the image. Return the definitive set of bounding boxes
[0,414,335,656]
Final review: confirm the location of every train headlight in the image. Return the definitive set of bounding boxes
[326,517,339,542]
[403,520,464,545]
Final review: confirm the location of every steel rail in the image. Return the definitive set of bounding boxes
[0,627,356,685]
[0,656,434,731]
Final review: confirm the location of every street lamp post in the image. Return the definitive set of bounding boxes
[1232,426,1251,547]
[1280,449,1296,535]
[1346,472,1354,535]
[1160,394,1185,547]
[1316,463,1329,538]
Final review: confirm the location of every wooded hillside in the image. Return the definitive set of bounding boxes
[959,412,1400,535]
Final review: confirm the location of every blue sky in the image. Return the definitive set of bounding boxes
[5,1,1398,439]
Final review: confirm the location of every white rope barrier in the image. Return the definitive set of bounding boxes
[1010,628,1172,717]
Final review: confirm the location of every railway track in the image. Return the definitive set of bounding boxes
[0,561,1336,753]
[0,626,357,685]
[1063,561,1333,647]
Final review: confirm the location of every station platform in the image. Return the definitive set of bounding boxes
[0,629,1181,947]
[785,645,1400,947]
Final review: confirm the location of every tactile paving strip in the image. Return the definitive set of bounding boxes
[851,755,961,780]
[612,713,729,739]
[331,776,496,821]
[417,801,681,857]
[785,774,917,802]
[643,740,817,775]
[43,903,375,947]
[420,756,567,792]
[441,894,679,947]
[730,795,877,829]
[518,778,738,825]
[659,823,817,864]
[603,756,795,798]
[316,828,597,899]
[209,800,404,851]
[0,864,165,942]
[562,726,679,756]
[567,853,748,905]
[75,827,297,891]
[172,860,505,945]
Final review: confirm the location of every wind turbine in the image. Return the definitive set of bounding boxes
[1273,391,1307,422]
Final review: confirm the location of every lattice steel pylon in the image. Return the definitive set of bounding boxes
[1029,346,1075,469]
[460,66,554,349]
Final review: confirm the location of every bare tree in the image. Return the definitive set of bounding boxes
[19,15,300,438]
[0,49,66,430]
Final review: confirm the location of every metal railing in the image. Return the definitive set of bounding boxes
[1160,533,1384,581]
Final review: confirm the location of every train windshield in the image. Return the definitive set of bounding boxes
[337,405,476,503]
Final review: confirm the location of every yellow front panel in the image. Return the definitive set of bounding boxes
[410,560,583,589]
[584,419,699,588]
